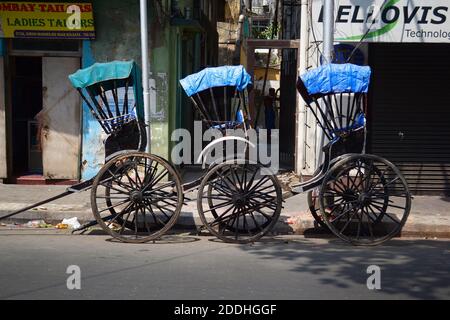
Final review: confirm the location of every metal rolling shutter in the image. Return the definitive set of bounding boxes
[369,43,450,195]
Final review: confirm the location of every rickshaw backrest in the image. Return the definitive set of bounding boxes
[69,61,141,135]
[69,61,146,157]
[180,65,252,131]
[297,63,371,144]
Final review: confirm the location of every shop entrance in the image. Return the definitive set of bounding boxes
[10,56,43,176]
[6,39,82,183]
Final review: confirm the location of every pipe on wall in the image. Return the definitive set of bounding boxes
[296,0,310,176]
[140,0,151,152]
[322,0,335,63]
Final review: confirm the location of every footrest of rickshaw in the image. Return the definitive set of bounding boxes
[291,185,304,193]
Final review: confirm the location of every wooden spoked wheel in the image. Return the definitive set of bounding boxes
[307,188,329,229]
[91,152,183,243]
[197,160,282,244]
[319,154,411,246]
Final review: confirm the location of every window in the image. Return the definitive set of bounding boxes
[252,20,269,34]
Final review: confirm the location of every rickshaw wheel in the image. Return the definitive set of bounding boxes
[319,154,411,246]
[104,180,135,231]
[306,165,332,230]
[308,168,387,230]
[91,152,183,243]
[197,160,282,244]
[307,189,329,230]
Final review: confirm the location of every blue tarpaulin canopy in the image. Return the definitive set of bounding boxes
[300,63,371,95]
[68,60,145,122]
[180,65,252,97]
[69,60,136,89]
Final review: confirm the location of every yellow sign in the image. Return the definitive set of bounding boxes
[0,2,95,39]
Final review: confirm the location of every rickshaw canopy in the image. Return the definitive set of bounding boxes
[68,60,145,126]
[180,65,252,97]
[69,60,136,89]
[300,63,371,96]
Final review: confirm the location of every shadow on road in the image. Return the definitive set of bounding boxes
[238,237,450,299]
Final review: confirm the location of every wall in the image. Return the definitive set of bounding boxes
[81,0,144,179]
[254,67,280,81]
[80,40,100,180]
[225,0,241,21]
[149,1,174,162]
[0,40,6,180]
[218,21,238,65]
[80,0,170,179]
[90,1,142,62]
[219,0,240,65]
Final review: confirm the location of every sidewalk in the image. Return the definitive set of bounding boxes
[0,183,449,238]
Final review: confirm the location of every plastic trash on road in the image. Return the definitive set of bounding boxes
[60,217,81,230]
[24,220,53,228]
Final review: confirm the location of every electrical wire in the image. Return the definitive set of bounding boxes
[345,0,390,63]
[308,0,324,61]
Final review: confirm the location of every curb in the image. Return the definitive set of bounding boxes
[2,204,450,240]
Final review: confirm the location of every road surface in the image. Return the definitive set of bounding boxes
[0,230,448,300]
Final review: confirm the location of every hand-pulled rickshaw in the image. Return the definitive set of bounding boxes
[0,61,411,246]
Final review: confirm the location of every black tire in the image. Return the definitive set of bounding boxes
[307,188,329,229]
[308,165,387,229]
[318,154,411,246]
[104,181,134,231]
[91,152,183,243]
[197,160,282,244]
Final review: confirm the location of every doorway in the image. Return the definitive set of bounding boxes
[10,56,43,176]
[6,39,82,183]
[244,40,299,171]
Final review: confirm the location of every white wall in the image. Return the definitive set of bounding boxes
[0,57,7,179]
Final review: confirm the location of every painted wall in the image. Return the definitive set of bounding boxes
[81,0,144,180]
[149,13,173,162]
[80,40,101,180]
[80,0,172,180]
[254,67,280,81]
[150,0,199,162]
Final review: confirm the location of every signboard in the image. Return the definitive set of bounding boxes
[312,0,450,43]
[0,2,95,39]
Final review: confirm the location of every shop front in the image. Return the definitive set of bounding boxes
[0,1,94,183]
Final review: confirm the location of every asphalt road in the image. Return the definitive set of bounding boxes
[0,230,449,300]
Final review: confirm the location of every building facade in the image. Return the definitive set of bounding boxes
[0,0,222,183]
